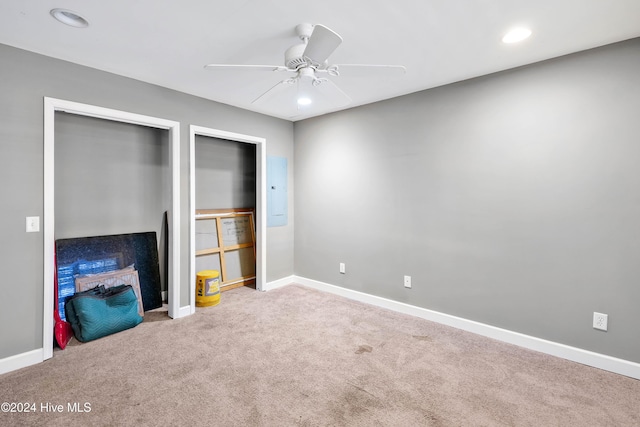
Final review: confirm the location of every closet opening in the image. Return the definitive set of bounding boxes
[189,125,266,314]
[43,98,181,361]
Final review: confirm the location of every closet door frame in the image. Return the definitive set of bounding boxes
[43,97,182,360]
[189,125,266,314]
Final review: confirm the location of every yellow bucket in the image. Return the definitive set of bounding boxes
[196,270,221,307]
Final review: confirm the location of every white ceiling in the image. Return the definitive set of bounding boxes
[1,1,639,121]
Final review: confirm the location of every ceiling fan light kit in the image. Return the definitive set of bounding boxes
[502,27,532,44]
[205,22,406,116]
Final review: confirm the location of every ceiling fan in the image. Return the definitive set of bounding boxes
[204,23,406,113]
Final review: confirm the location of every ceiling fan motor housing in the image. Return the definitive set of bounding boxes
[285,43,308,69]
[285,23,316,69]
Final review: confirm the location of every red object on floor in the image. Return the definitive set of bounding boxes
[53,249,73,349]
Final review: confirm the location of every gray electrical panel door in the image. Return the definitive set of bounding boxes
[267,156,287,227]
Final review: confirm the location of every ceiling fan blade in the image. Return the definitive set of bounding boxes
[330,64,407,73]
[303,24,343,65]
[251,79,296,105]
[204,64,291,72]
[316,78,352,106]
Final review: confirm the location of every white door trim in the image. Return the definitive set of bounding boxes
[43,97,182,361]
[189,125,267,313]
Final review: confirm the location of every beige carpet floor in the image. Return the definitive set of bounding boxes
[1,284,639,426]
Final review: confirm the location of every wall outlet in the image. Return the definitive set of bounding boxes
[593,312,608,331]
[339,263,346,274]
[404,275,411,288]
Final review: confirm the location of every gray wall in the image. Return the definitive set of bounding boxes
[194,136,256,210]
[55,113,169,240]
[0,43,294,359]
[194,136,257,281]
[55,113,170,292]
[294,38,640,363]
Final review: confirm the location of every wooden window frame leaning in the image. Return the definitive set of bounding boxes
[194,208,256,291]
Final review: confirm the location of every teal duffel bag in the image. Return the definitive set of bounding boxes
[65,284,143,342]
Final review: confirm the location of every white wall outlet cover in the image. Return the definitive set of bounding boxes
[339,263,346,274]
[593,312,608,331]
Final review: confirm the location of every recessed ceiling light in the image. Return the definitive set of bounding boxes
[502,27,531,44]
[50,8,89,28]
[297,97,312,106]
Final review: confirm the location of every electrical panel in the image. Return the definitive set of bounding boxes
[267,156,287,227]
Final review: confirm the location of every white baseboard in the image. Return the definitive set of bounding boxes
[264,275,295,291]
[293,275,640,380]
[4,277,637,379]
[0,349,43,376]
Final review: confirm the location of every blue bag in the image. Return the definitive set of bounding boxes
[65,284,143,342]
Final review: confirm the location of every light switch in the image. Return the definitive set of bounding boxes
[26,216,40,232]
